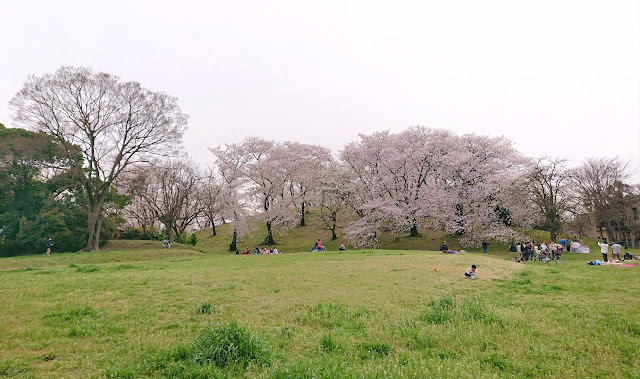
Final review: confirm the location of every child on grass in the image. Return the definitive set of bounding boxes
[464,265,476,279]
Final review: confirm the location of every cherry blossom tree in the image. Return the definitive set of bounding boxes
[316,162,352,240]
[280,142,333,227]
[209,142,252,251]
[9,66,187,251]
[200,168,226,237]
[211,137,300,246]
[341,127,454,246]
[434,134,526,245]
[341,127,526,247]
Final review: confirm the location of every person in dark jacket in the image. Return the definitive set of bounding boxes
[440,241,448,253]
[482,240,489,254]
[45,237,53,256]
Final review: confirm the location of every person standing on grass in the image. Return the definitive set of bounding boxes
[45,237,52,256]
[482,240,489,254]
[597,241,609,262]
[611,241,622,261]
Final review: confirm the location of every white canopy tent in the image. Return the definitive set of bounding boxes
[570,242,590,253]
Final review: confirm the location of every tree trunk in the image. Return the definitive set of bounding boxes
[166,223,174,243]
[331,213,337,240]
[229,230,237,251]
[300,202,306,227]
[264,221,276,245]
[410,224,419,237]
[84,202,104,251]
[211,223,217,237]
[550,230,557,242]
[174,226,183,244]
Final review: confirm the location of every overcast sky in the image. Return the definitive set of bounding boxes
[1,0,638,180]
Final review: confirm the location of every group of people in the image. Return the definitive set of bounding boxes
[509,241,564,262]
[311,239,346,252]
[597,241,624,262]
[239,246,281,255]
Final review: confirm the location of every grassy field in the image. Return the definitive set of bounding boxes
[1,245,639,378]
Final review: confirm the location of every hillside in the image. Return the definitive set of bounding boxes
[194,209,614,256]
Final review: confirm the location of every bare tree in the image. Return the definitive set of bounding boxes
[527,157,574,241]
[572,157,630,239]
[144,160,202,243]
[9,66,187,250]
[120,171,157,238]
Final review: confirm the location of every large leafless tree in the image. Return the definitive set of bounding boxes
[144,160,202,244]
[571,157,630,239]
[527,157,573,241]
[10,66,187,251]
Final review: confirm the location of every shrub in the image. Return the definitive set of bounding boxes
[191,322,271,369]
[188,233,198,246]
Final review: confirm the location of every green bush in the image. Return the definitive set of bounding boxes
[188,233,198,246]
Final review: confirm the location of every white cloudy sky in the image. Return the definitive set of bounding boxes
[1,0,638,180]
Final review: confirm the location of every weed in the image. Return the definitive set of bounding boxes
[422,297,454,324]
[197,302,212,314]
[425,349,457,359]
[280,326,295,339]
[480,353,511,371]
[358,341,393,359]
[320,334,341,353]
[303,302,351,328]
[39,353,56,362]
[117,264,136,270]
[44,306,100,323]
[191,321,271,369]
[75,265,100,273]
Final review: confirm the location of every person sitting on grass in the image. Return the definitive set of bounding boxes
[440,241,448,253]
[464,265,477,279]
[339,242,346,251]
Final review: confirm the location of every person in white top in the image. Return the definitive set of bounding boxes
[597,241,609,262]
[611,242,622,261]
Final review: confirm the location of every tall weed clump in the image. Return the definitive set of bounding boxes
[191,321,271,369]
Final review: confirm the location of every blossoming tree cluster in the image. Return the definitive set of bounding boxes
[201,127,531,249]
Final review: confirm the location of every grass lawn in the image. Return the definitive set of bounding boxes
[1,247,639,378]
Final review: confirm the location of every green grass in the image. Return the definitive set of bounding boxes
[1,245,639,377]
